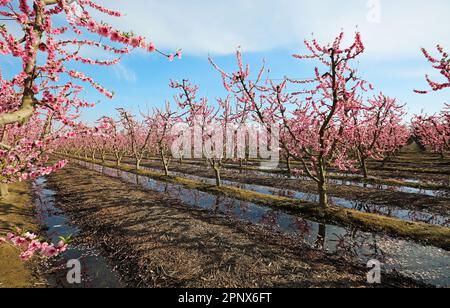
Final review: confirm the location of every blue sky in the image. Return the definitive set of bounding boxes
[2,0,449,123]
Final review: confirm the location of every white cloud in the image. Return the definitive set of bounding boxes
[94,0,450,57]
[112,63,137,82]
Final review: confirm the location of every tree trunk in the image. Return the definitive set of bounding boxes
[0,183,9,198]
[318,181,328,208]
[163,157,169,176]
[135,158,141,170]
[286,155,292,177]
[317,158,328,208]
[213,165,222,187]
[361,157,369,179]
[382,154,391,167]
[315,224,326,249]
[160,150,170,176]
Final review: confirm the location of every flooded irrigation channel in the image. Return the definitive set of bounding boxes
[102,157,450,227]
[74,160,450,287]
[33,178,124,288]
[145,167,450,228]
[130,158,450,198]
[244,170,449,199]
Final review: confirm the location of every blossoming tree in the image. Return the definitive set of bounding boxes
[100,117,128,166]
[353,94,409,178]
[413,111,450,158]
[415,45,449,94]
[210,32,371,208]
[145,102,179,176]
[0,0,179,197]
[118,108,153,170]
[413,45,449,158]
[170,79,226,186]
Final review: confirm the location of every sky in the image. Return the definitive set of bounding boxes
[2,0,450,123]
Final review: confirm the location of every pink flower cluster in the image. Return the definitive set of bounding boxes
[415,45,450,94]
[413,109,450,156]
[0,0,181,187]
[0,229,69,262]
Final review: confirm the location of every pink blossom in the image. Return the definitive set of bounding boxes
[20,250,35,261]
[0,0,179,187]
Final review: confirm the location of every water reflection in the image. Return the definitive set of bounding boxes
[77,160,450,287]
[33,178,124,288]
[112,157,450,198]
[136,165,450,228]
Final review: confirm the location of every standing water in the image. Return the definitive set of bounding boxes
[33,177,124,288]
[138,165,450,227]
[76,160,450,287]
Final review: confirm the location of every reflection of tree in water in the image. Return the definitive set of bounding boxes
[291,217,313,237]
[315,224,326,250]
[277,189,318,203]
[259,211,280,230]
[187,189,202,209]
[213,195,222,212]
[216,197,239,216]
[351,200,450,227]
[326,225,387,263]
[236,200,251,214]
[277,190,296,198]
[33,182,49,225]
[32,181,66,242]
[351,200,394,217]
[407,211,449,227]
[301,221,388,262]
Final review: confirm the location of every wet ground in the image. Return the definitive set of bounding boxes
[119,153,450,185]
[32,178,123,288]
[135,165,450,227]
[109,157,450,219]
[43,162,433,288]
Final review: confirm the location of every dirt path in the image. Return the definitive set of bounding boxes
[0,182,45,288]
[46,163,423,288]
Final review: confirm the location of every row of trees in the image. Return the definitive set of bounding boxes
[61,32,448,209]
[0,1,447,209]
[413,45,449,159]
[0,0,179,197]
[58,33,442,209]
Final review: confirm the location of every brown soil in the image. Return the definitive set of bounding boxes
[46,162,425,288]
[0,182,46,288]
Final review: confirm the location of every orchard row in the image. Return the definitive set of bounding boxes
[60,34,448,208]
[0,1,448,211]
